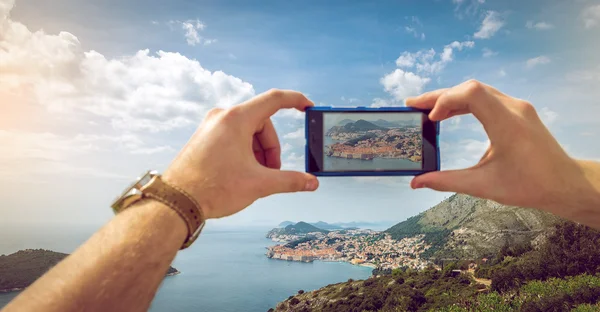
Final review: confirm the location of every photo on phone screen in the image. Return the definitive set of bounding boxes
[323,113,423,171]
[306,107,439,176]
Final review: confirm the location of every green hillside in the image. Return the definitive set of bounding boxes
[273,221,600,311]
[0,249,179,292]
[285,221,329,234]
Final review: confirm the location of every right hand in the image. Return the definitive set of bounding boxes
[406,80,580,214]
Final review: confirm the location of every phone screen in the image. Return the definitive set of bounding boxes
[323,112,423,172]
[306,108,438,176]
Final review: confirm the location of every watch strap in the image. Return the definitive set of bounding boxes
[140,175,205,249]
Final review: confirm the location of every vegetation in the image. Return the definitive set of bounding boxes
[0,249,179,292]
[285,236,315,249]
[284,221,328,234]
[274,221,600,311]
[385,214,451,259]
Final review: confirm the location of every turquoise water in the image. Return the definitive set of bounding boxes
[0,225,372,311]
[323,136,422,171]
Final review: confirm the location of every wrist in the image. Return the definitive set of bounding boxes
[547,159,600,227]
[120,199,188,246]
[162,166,218,220]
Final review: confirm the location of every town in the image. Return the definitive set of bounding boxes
[326,127,422,163]
[266,229,432,271]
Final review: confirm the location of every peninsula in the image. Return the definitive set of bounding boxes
[0,249,180,293]
[325,120,422,163]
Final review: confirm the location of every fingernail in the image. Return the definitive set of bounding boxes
[412,181,424,189]
[304,179,317,191]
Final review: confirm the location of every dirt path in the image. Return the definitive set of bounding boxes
[467,269,491,287]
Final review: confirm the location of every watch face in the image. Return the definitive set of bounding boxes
[111,170,156,210]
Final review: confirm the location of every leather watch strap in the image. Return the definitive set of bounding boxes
[140,175,205,249]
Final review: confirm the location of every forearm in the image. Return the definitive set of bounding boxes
[2,201,187,312]
[550,159,600,228]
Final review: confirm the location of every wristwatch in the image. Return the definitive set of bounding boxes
[111,170,205,249]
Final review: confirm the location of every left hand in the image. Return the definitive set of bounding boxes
[163,89,319,220]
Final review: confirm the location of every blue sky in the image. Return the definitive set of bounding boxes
[1,0,600,229]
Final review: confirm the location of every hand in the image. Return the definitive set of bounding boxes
[406,80,580,214]
[163,89,319,220]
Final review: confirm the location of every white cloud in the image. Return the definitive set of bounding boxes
[395,49,435,68]
[281,152,305,170]
[177,19,214,46]
[540,107,558,125]
[526,55,551,69]
[380,69,431,100]
[384,40,474,100]
[482,48,498,58]
[526,21,554,30]
[0,2,255,134]
[474,11,505,39]
[404,26,426,40]
[498,69,507,77]
[582,5,600,28]
[566,66,600,83]
[281,143,294,153]
[452,0,485,19]
[403,16,426,40]
[283,128,304,139]
[441,139,490,170]
[275,109,304,120]
[370,98,394,108]
[0,130,146,182]
[399,41,473,75]
[448,41,475,50]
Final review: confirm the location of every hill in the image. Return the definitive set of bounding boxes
[310,221,343,230]
[278,221,295,227]
[267,221,329,239]
[336,119,355,126]
[370,119,402,128]
[285,222,329,234]
[343,119,385,132]
[0,249,179,292]
[385,194,561,259]
[326,120,385,137]
[272,221,600,311]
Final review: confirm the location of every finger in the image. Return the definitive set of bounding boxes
[252,136,266,167]
[238,89,314,124]
[255,119,281,169]
[261,170,319,195]
[429,81,508,134]
[410,168,486,196]
[405,88,449,109]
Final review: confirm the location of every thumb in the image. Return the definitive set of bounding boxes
[264,170,319,195]
[411,168,484,195]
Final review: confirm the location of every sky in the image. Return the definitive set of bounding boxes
[1,0,600,229]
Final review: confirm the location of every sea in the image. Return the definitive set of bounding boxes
[0,224,372,312]
[323,136,421,171]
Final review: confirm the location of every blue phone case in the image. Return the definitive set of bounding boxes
[304,106,440,177]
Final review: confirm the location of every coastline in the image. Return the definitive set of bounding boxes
[326,155,420,163]
[266,252,377,270]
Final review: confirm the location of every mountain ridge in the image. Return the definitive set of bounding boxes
[385,194,561,259]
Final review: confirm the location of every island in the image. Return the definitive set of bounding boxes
[0,249,180,293]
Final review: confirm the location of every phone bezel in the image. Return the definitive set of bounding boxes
[305,106,440,176]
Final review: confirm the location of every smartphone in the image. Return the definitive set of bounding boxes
[305,107,440,176]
